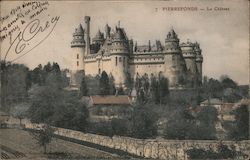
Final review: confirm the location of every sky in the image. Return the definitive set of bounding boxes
[0,0,249,84]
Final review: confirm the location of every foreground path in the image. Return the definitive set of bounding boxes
[0,128,129,160]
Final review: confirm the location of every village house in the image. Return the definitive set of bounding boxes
[83,95,133,122]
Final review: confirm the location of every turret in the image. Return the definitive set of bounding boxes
[110,26,129,88]
[71,24,85,48]
[84,16,91,55]
[70,24,85,86]
[165,28,181,53]
[93,29,105,45]
[194,42,203,84]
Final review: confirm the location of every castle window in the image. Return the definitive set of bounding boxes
[119,57,122,62]
[77,54,79,59]
[77,61,79,66]
[115,57,117,66]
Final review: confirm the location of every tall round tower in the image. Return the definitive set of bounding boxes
[194,42,203,85]
[110,27,129,88]
[180,40,198,86]
[70,24,85,86]
[163,28,183,87]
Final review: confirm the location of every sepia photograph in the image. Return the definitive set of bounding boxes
[0,0,249,159]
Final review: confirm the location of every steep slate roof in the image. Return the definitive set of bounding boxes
[90,95,131,105]
[74,24,84,35]
[113,28,128,41]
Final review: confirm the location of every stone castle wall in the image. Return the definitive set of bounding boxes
[24,122,250,160]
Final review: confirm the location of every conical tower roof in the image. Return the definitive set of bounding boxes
[113,27,127,41]
[73,24,84,36]
[71,24,85,47]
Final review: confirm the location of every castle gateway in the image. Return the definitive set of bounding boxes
[70,16,203,89]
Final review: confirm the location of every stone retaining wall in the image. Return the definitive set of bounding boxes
[24,122,250,160]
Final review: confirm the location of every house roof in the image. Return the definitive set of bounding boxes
[201,98,222,105]
[90,95,131,105]
[221,103,235,113]
[240,98,250,105]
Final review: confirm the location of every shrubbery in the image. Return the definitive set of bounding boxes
[186,144,247,159]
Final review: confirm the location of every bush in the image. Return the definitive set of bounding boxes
[186,144,247,159]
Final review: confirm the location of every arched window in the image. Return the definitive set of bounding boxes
[77,54,79,59]
[115,57,118,66]
[77,61,79,66]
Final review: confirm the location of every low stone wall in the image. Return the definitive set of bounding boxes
[24,122,250,160]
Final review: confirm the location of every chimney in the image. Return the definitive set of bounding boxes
[84,16,90,55]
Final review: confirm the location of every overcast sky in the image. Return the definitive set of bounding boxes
[0,0,249,84]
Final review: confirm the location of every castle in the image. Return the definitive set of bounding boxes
[70,16,203,89]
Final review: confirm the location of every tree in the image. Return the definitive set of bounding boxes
[80,76,88,96]
[28,86,89,132]
[186,143,247,159]
[0,62,30,111]
[30,124,55,153]
[31,64,44,85]
[125,72,133,91]
[220,75,238,89]
[52,91,89,132]
[158,76,169,104]
[109,74,116,95]
[206,78,223,98]
[99,71,110,95]
[28,86,61,123]
[130,104,158,138]
[164,106,218,140]
[10,102,30,126]
[150,74,169,104]
[229,105,249,140]
[111,118,129,136]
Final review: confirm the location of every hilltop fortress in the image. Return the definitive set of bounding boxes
[70,16,203,89]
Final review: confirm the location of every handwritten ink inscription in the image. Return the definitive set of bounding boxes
[5,16,60,61]
[0,1,60,62]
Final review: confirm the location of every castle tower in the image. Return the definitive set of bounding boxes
[163,28,183,87]
[84,16,91,55]
[110,26,129,88]
[180,40,198,86]
[93,29,105,45]
[194,42,203,85]
[70,24,85,86]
